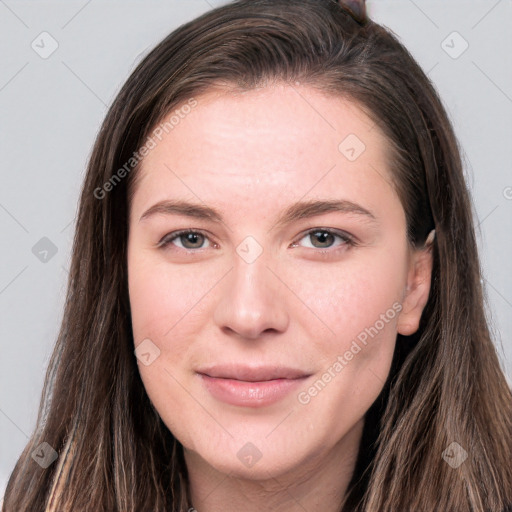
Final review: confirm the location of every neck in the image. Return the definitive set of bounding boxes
[184,418,364,512]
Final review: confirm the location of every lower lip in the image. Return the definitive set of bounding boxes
[199,374,309,408]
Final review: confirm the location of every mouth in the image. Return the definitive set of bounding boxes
[198,364,310,381]
[196,365,312,408]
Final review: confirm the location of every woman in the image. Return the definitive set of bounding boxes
[3,0,511,510]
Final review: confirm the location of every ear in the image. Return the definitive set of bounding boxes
[397,238,434,336]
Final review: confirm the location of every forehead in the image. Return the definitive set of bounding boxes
[130,84,396,220]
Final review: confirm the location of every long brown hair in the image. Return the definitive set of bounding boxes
[3,0,511,510]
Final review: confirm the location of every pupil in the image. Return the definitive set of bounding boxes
[313,231,332,248]
[184,233,202,248]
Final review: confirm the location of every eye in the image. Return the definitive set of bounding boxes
[157,227,356,254]
[158,229,215,251]
[291,228,356,252]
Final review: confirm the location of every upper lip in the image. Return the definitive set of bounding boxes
[197,364,311,382]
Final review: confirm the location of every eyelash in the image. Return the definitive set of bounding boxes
[157,228,357,256]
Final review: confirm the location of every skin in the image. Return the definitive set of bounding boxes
[127,83,433,512]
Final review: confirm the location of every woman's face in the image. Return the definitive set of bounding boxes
[127,84,432,481]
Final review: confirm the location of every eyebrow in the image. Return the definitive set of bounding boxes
[139,198,377,228]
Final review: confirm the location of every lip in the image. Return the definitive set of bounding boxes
[197,365,311,408]
[197,364,310,381]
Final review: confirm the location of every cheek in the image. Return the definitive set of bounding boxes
[128,253,212,342]
[127,256,202,438]
[294,249,406,350]
[293,257,404,423]
[128,241,407,360]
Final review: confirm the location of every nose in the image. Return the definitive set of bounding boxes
[212,249,289,340]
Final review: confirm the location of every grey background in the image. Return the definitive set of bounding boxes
[1,0,511,503]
